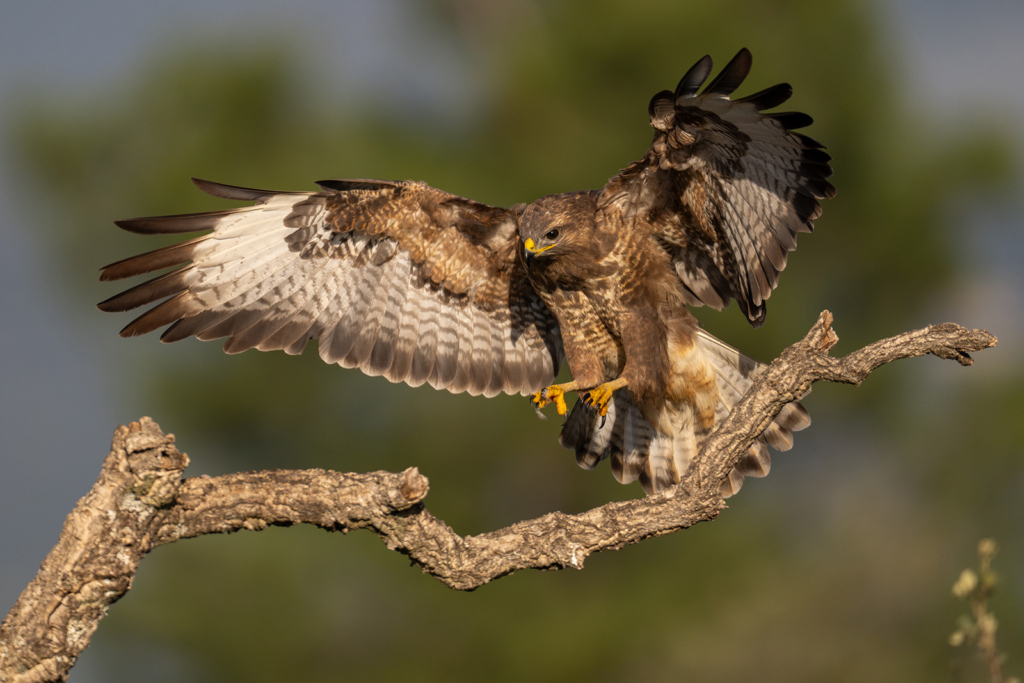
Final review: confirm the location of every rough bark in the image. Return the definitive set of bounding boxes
[0,312,997,682]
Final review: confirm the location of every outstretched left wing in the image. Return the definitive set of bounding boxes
[98,178,563,397]
[600,48,836,326]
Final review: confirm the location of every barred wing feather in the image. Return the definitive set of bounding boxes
[99,178,563,397]
[602,48,836,327]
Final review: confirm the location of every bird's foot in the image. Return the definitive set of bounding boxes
[582,378,628,425]
[530,384,572,420]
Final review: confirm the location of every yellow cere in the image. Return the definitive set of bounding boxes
[524,238,555,254]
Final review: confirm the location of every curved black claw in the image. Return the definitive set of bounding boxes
[580,391,607,429]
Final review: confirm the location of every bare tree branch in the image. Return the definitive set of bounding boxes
[0,311,996,682]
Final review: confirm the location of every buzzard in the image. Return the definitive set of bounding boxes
[99,49,834,496]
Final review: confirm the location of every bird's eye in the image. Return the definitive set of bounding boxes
[545,229,560,240]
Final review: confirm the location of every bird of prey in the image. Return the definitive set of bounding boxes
[99,48,834,496]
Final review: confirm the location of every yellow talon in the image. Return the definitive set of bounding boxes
[531,385,568,417]
[582,378,627,418]
[583,386,613,417]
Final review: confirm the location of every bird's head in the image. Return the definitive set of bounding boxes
[518,192,599,272]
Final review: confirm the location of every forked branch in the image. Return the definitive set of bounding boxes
[0,311,996,683]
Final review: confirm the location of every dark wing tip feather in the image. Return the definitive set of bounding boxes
[803,147,832,163]
[113,210,242,235]
[791,192,824,222]
[675,55,714,99]
[117,292,193,338]
[119,318,156,338]
[191,177,288,201]
[770,111,814,130]
[818,179,838,200]
[119,318,161,338]
[159,319,187,343]
[700,48,752,96]
[96,267,189,313]
[315,179,405,192]
[99,235,208,282]
[801,160,834,179]
[735,82,792,110]
[794,132,825,149]
[737,296,767,328]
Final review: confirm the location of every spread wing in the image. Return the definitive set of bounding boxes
[600,48,836,326]
[98,178,562,397]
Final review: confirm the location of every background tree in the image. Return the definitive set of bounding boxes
[2,0,1021,681]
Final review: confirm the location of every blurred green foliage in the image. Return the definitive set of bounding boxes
[9,0,1022,681]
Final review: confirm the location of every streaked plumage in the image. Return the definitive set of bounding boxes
[100,49,833,496]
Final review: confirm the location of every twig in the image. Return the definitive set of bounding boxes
[0,311,996,683]
[950,539,1019,683]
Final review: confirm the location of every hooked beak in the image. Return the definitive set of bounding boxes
[522,237,552,266]
[523,238,537,266]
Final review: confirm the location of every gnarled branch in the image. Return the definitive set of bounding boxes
[0,311,996,683]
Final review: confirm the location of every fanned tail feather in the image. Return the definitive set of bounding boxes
[559,329,809,497]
